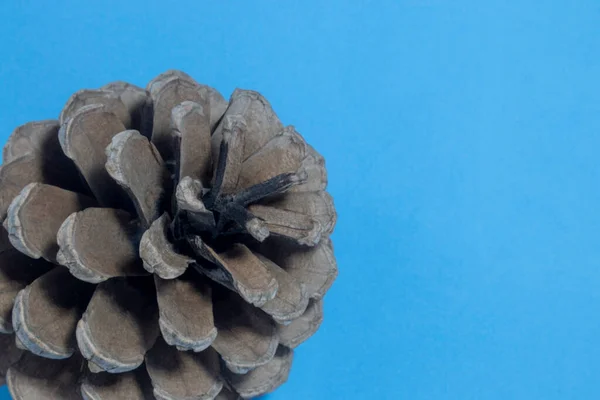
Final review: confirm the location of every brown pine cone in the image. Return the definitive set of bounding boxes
[0,70,337,400]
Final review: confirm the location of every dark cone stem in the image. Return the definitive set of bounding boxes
[174,135,306,248]
[234,170,308,206]
[202,139,229,210]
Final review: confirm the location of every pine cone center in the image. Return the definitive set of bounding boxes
[172,135,307,251]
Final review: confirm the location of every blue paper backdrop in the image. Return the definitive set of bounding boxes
[1,1,600,399]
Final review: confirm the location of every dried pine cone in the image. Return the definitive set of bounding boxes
[0,70,337,400]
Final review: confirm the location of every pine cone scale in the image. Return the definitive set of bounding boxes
[105,130,170,228]
[277,299,324,349]
[254,254,309,325]
[145,337,223,400]
[56,208,146,283]
[212,292,278,375]
[7,353,83,400]
[259,237,338,300]
[139,213,194,279]
[0,334,22,386]
[0,228,54,334]
[201,243,278,308]
[147,72,226,163]
[224,346,293,399]
[234,126,307,192]
[81,368,155,400]
[12,267,94,360]
[99,81,148,130]
[59,90,133,129]
[0,155,48,222]
[155,274,216,352]
[58,104,131,210]
[171,101,213,184]
[76,279,159,374]
[5,183,96,262]
[3,120,62,164]
[211,89,283,162]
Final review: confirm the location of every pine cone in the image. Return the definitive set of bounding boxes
[0,70,337,400]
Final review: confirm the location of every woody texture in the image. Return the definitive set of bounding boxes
[0,70,337,399]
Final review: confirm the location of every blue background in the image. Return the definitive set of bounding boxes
[1,1,599,399]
